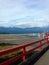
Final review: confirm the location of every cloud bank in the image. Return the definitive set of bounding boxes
[0,0,49,27]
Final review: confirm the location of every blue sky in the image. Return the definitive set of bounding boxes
[0,0,49,27]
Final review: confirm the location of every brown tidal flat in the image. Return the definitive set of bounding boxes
[0,34,43,50]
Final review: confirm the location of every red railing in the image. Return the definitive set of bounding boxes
[0,35,49,65]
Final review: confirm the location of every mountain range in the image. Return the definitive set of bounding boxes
[0,27,49,34]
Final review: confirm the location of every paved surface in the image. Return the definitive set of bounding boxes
[34,50,49,65]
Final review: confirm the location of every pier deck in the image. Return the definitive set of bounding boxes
[34,50,49,65]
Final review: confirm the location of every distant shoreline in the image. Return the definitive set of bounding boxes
[0,32,38,34]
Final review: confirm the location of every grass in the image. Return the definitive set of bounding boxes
[0,42,18,50]
[0,46,13,50]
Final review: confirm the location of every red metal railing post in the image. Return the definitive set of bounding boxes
[46,38,49,46]
[45,34,49,46]
[22,47,26,61]
[39,41,43,51]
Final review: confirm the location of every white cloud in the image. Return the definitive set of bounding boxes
[14,20,49,28]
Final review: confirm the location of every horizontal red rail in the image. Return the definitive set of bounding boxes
[26,42,45,55]
[0,54,23,65]
[0,36,49,65]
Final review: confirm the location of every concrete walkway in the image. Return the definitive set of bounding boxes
[34,50,49,65]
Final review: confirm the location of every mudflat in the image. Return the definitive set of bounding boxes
[0,34,43,50]
[0,34,42,44]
